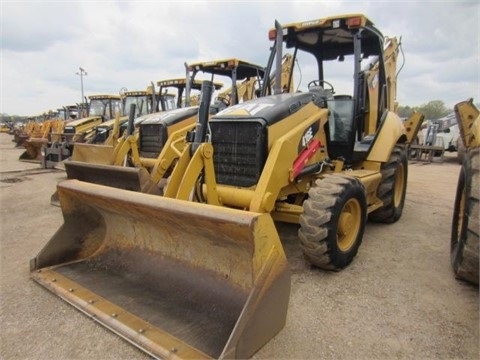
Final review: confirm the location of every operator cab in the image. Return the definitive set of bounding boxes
[88,95,123,121]
[267,14,390,164]
[187,59,265,114]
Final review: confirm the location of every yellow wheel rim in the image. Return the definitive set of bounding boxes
[337,198,362,252]
[393,163,405,208]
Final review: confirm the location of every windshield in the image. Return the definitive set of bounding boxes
[89,99,122,119]
[57,110,66,120]
[88,100,106,116]
[162,94,176,110]
[124,96,151,117]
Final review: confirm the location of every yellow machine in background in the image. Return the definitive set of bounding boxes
[32,14,423,359]
[450,99,479,285]
[59,58,267,197]
[49,78,225,205]
[0,122,11,133]
[18,107,79,161]
[69,87,159,162]
[67,78,224,166]
[41,94,122,168]
[19,118,65,162]
[58,55,295,199]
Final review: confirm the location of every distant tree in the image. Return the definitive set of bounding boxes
[415,100,451,120]
[399,100,479,119]
[397,105,414,118]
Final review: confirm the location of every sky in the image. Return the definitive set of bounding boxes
[1,0,479,116]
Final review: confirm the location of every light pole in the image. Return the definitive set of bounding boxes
[76,67,87,104]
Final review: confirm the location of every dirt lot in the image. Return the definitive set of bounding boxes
[0,132,478,360]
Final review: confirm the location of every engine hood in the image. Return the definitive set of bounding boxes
[212,92,313,125]
[139,106,199,126]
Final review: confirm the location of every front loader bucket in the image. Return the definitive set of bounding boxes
[71,143,116,165]
[50,161,162,207]
[19,138,48,162]
[65,161,161,195]
[31,180,291,359]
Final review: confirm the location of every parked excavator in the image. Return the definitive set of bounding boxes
[41,94,122,168]
[31,14,423,359]
[450,99,479,285]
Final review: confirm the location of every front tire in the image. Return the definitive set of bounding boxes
[369,145,408,223]
[299,175,367,270]
[451,148,479,285]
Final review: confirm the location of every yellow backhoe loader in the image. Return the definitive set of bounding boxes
[450,99,479,285]
[49,78,225,206]
[31,14,423,359]
[19,118,65,162]
[60,59,266,197]
[41,94,122,169]
[13,112,50,149]
[13,121,34,148]
[0,121,12,133]
[67,78,224,166]
[16,110,58,156]
[59,55,294,199]
[69,87,159,162]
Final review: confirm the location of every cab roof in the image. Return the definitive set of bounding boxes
[271,14,383,60]
[187,58,265,80]
[88,94,121,100]
[157,78,223,91]
[123,90,150,97]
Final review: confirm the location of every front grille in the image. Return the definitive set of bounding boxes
[210,121,267,187]
[92,130,108,144]
[140,124,167,158]
[64,127,75,134]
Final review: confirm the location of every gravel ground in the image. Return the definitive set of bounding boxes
[0,132,478,360]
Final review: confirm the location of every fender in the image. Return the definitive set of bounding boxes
[455,99,480,148]
[367,111,407,162]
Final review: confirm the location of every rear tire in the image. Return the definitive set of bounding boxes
[299,175,367,270]
[369,145,408,223]
[456,136,466,164]
[451,148,479,285]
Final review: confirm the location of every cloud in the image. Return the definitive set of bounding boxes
[2,2,82,52]
[1,0,479,115]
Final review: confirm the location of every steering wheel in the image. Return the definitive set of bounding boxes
[307,80,335,94]
[216,94,230,107]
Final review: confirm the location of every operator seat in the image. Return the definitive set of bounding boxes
[309,85,349,144]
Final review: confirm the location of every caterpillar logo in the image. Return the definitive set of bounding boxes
[299,123,320,152]
[302,127,313,147]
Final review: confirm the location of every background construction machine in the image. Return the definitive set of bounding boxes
[69,86,159,162]
[48,77,224,206]
[19,117,66,162]
[82,87,158,145]
[17,106,78,161]
[31,14,423,359]
[450,99,479,285]
[41,94,122,168]
[60,58,266,197]
[71,77,224,165]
